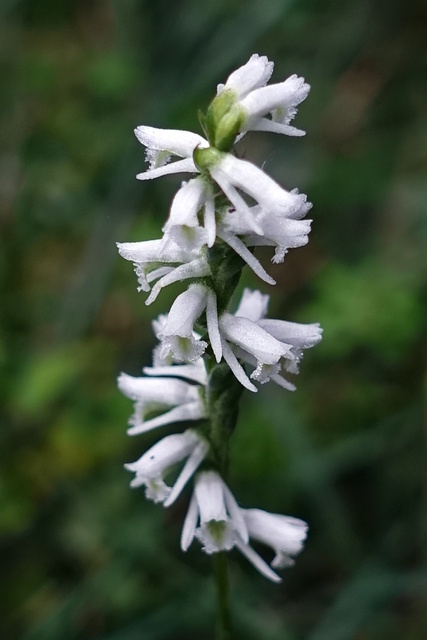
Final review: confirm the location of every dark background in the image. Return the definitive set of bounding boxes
[1,0,426,638]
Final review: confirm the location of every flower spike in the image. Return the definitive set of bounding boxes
[118,54,322,589]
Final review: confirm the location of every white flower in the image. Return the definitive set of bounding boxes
[218,311,293,392]
[117,239,211,305]
[161,177,216,250]
[125,429,209,506]
[207,154,310,284]
[181,471,249,554]
[211,153,309,220]
[239,73,310,137]
[218,289,322,391]
[217,54,274,99]
[118,372,206,435]
[218,199,312,276]
[254,318,322,381]
[235,509,308,583]
[135,126,208,180]
[217,55,309,137]
[158,284,222,363]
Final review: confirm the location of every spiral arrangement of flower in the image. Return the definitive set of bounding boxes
[117,54,322,602]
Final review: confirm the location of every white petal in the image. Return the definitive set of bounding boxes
[130,431,199,478]
[247,118,306,137]
[196,521,236,554]
[235,288,269,322]
[196,471,228,524]
[271,553,296,569]
[160,224,207,255]
[136,157,198,180]
[240,76,310,120]
[146,266,174,284]
[127,399,206,435]
[212,154,305,218]
[219,54,274,99]
[145,257,210,305]
[134,126,208,157]
[219,313,291,365]
[181,492,199,551]
[117,239,163,263]
[222,482,248,544]
[143,478,171,503]
[217,228,276,285]
[159,335,208,363]
[204,194,216,247]
[243,509,308,557]
[270,374,296,391]
[210,171,262,235]
[164,178,208,230]
[235,541,282,583]
[257,319,323,348]
[206,290,222,362]
[221,337,257,393]
[160,284,208,338]
[117,373,193,405]
[164,440,209,507]
[250,361,282,384]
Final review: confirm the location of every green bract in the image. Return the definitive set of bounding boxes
[193,146,224,173]
[204,91,246,151]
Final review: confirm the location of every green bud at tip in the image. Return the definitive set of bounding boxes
[214,105,246,152]
[205,89,237,144]
[204,90,246,151]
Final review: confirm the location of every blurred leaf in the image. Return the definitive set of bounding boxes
[303,259,423,361]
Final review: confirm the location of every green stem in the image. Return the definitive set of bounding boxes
[205,241,245,639]
[207,364,243,638]
[213,552,232,640]
[207,362,244,476]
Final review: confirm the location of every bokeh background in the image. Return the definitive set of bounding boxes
[1,1,426,638]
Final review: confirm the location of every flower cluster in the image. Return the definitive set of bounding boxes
[118,54,321,582]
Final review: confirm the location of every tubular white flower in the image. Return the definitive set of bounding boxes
[209,154,311,284]
[125,429,209,506]
[181,471,248,554]
[135,126,208,180]
[158,284,222,363]
[118,372,206,435]
[219,289,322,390]
[117,239,199,293]
[216,55,309,138]
[117,56,321,591]
[150,315,208,368]
[161,177,216,251]
[217,54,274,99]
[220,313,291,365]
[218,311,293,392]
[219,201,312,274]
[239,74,310,137]
[257,318,323,351]
[235,509,308,582]
[145,255,211,306]
[210,153,309,220]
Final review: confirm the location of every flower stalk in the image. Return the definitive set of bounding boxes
[213,553,232,640]
[117,54,322,636]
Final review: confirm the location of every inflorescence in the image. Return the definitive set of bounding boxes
[118,54,322,582]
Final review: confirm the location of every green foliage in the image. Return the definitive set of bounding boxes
[304,259,423,361]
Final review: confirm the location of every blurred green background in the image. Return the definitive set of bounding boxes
[1,0,426,638]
